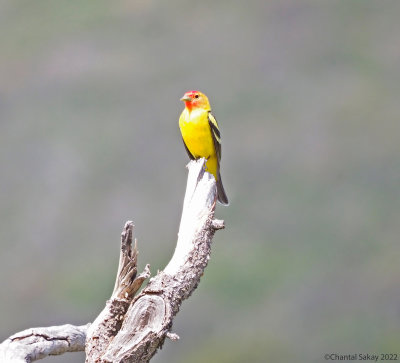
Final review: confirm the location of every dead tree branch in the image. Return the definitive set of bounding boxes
[0,324,89,362]
[89,158,224,362]
[0,158,224,362]
[85,221,151,362]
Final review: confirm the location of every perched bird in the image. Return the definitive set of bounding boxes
[179,90,229,205]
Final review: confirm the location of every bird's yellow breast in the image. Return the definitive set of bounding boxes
[179,108,214,159]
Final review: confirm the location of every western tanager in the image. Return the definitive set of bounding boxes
[179,90,229,205]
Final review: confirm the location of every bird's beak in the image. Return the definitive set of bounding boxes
[180,95,191,102]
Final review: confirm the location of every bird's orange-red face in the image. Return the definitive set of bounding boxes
[180,90,211,111]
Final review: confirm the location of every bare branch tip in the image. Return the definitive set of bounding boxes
[211,219,225,230]
[166,332,180,341]
[142,264,151,278]
[122,221,133,233]
[186,158,206,169]
[121,221,133,241]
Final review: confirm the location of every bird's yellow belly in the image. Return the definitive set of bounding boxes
[179,109,219,179]
[181,123,214,158]
[179,111,214,159]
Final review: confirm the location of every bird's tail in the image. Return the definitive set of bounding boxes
[216,170,229,206]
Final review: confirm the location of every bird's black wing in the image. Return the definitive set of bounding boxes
[208,112,221,162]
[208,111,229,205]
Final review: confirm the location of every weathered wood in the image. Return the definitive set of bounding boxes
[1,158,224,362]
[85,222,151,362]
[95,158,224,362]
[0,324,89,362]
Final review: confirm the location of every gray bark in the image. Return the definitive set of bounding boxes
[0,158,224,362]
[87,158,224,362]
[0,324,89,362]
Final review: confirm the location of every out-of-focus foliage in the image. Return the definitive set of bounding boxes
[0,1,399,362]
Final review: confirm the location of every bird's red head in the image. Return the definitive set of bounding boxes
[180,90,211,111]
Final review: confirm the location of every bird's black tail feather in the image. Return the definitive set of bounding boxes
[217,171,229,206]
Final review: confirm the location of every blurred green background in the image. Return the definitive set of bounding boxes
[1,1,399,362]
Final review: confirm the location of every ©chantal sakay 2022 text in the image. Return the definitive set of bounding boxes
[324,353,399,362]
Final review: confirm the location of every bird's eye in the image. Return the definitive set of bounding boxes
[194,94,199,99]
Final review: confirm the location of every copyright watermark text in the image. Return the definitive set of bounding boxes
[324,353,399,361]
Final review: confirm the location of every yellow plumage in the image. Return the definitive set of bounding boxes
[179,108,218,179]
[179,90,228,205]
